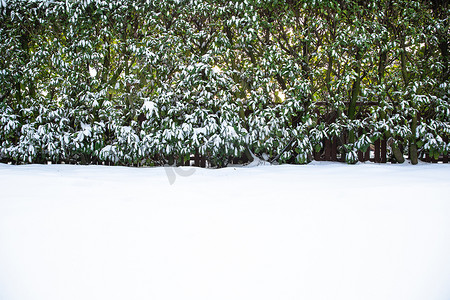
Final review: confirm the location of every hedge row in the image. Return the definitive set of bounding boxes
[0,0,449,166]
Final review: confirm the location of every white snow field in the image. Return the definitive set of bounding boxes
[0,162,450,300]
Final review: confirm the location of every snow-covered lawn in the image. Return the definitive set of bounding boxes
[0,162,449,300]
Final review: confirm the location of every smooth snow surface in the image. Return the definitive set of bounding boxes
[0,162,449,300]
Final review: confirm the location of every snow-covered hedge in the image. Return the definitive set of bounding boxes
[0,0,448,166]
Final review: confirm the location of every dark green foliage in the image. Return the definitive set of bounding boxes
[0,0,448,166]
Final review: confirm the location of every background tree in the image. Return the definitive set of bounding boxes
[1,0,448,166]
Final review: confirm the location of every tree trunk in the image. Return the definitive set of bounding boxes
[409,114,418,165]
[348,48,362,143]
[385,132,405,163]
[348,49,361,120]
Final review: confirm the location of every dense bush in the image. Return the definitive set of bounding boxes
[0,0,448,166]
